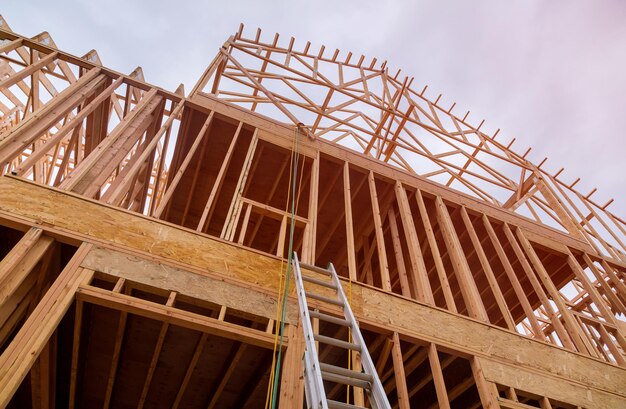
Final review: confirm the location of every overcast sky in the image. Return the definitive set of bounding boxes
[3,0,625,213]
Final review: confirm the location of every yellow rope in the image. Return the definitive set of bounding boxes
[264,133,296,409]
[264,125,305,408]
[347,269,353,403]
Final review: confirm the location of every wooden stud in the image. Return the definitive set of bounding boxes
[428,343,451,409]
[435,196,488,321]
[391,332,410,409]
[368,171,391,291]
[393,183,435,304]
[197,121,244,232]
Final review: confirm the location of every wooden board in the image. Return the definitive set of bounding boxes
[478,356,626,408]
[81,245,297,323]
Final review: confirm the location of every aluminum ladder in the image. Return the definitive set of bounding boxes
[292,252,391,409]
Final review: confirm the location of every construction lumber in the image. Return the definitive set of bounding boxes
[0,177,623,400]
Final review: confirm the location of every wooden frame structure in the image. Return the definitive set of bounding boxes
[0,17,624,408]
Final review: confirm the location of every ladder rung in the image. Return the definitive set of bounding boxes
[309,310,351,327]
[327,399,367,409]
[307,291,343,307]
[299,262,332,276]
[321,371,371,389]
[320,363,373,382]
[302,274,337,289]
[314,334,361,352]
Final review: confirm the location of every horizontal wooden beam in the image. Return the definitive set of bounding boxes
[478,357,625,408]
[80,245,296,323]
[76,285,281,350]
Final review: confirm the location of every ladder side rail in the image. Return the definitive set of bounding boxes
[293,252,329,409]
[327,262,392,409]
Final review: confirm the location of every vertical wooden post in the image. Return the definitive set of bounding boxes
[276,215,288,258]
[278,324,305,409]
[368,171,391,291]
[414,189,454,310]
[428,344,451,409]
[303,152,319,264]
[221,131,258,240]
[387,207,411,297]
[435,196,488,322]
[393,182,434,304]
[343,161,357,281]
[391,332,410,409]
[460,207,515,330]
[540,397,554,409]
[351,348,364,406]
[470,357,499,409]
[68,300,83,409]
[197,122,244,232]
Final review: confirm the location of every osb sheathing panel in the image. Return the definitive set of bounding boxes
[0,176,624,398]
[81,245,295,323]
[479,357,625,408]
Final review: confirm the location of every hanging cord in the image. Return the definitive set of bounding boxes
[265,124,304,409]
[347,273,353,403]
[265,130,296,409]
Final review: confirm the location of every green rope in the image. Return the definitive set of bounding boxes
[270,126,300,409]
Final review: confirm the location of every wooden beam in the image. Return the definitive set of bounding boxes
[387,207,411,297]
[76,284,280,350]
[428,343,451,409]
[197,122,244,232]
[68,299,83,409]
[206,342,248,409]
[460,207,515,330]
[0,51,58,90]
[391,332,410,409]
[344,162,357,281]
[393,182,434,303]
[479,356,625,408]
[435,196,488,321]
[65,92,163,198]
[470,357,499,409]
[513,226,590,353]
[482,215,545,338]
[172,333,208,409]
[376,336,393,375]
[0,228,54,309]
[303,152,319,263]
[137,292,176,409]
[278,324,305,409]
[0,244,92,408]
[154,111,215,218]
[102,279,128,409]
[414,189,453,309]
[368,171,391,291]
